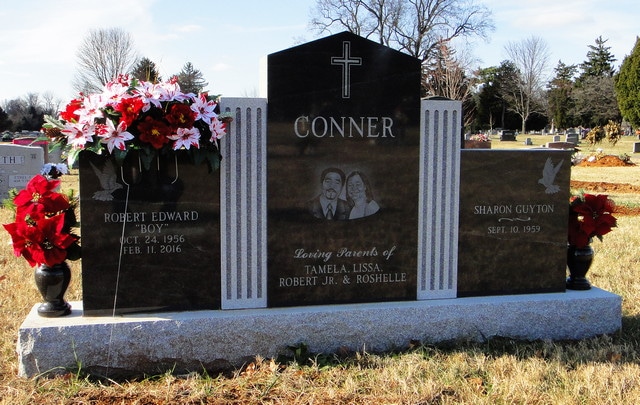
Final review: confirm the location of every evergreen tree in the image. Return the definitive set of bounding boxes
[0,106,12,132]
[131,57,161,83]
[572,37,619,126]
[579,36,617,80]
[573,75,620,127]
[615,37,640,129]
[474,66,502,130]
[546,60,578,130]
[176,62,208,94]
[495,60,525,130]
[472,62,520,131]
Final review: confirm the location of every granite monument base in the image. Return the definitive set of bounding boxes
[18,288,621,378]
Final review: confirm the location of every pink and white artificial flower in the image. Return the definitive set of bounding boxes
[75,93,106,124]
[156,77,192,102]
[134,80,163,112]
[96,119,134,153]
[208,117,226,146]
[190,93,218,125]
[102,75,133,107]
[168,127,201,150]
[60,122,95,149]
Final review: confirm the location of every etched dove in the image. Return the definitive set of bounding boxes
[538,157,563,194]
[90,160,123,201]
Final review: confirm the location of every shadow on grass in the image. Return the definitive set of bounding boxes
[273,315,640,374]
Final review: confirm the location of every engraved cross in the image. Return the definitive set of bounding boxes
[331,41,362,99]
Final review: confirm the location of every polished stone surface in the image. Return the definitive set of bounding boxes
[458,149,572,296]
[267,31,422,307]
[79,151,221,315]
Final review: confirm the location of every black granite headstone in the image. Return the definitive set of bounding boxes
[267,32,421,307]
[79,151,221,315]
[457,149,572,296]
[500,130,517,141]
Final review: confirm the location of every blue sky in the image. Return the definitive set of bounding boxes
[0,0,638,104]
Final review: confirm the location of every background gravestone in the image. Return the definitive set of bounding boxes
[79,152,221,315]
[458,149,572,296]
[0,144,44,200]
[267,31,421,307]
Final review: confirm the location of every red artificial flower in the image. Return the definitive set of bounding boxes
[3,221,41,267]
[137,116,172,149]
[3,215,77,267]
[568,193,616,248]
[114,97,145,126]
[165,103,196,129]
[13,175,70,218]
[37,215,78,266]
[59,97,83,122]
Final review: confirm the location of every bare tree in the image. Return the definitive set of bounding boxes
[73,28,138,94]
[41,92,61,116]
[310,0,493,64]
[1,93,53,131]
[503,36,550,133]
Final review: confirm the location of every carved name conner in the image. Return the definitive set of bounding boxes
[294,116,395,138]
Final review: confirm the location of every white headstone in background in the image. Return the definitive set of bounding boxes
[0,144,44,200]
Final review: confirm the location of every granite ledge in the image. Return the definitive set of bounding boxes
[17,288,622,378]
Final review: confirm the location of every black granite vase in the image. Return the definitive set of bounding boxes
[566,245,594,290]
[34,262,72,317]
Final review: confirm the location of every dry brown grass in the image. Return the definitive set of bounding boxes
[2,147,640,404]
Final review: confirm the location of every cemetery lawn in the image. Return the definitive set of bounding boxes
[1,139,640,404]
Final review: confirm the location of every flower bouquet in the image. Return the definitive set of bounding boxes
[568,193,616,248]
[566,192,616,290]
[43,75,229,172]
[469,133,490,142]
[3,172,80,316]
[464,133,491,149]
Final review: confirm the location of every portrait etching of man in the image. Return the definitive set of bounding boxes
[307,167,380,220]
